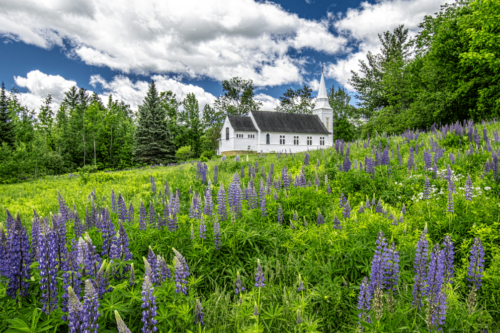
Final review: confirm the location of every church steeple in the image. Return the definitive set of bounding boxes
[314,70,332,110]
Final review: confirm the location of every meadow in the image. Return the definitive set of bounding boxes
[0,120,499,333]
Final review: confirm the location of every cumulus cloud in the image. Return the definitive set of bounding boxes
[90,74,218,112]
[0,0,349,87]
[326,0,449,91]
[254,93,281,111]
[13,70,78,112]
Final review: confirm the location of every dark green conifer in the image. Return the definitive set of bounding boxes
[0,82,16,147]
[133,80,176,165]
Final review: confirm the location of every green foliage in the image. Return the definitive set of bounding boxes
[176,146,193,161]
[200,150,214,160]
[274,84,315,114]
[77,164,98,184]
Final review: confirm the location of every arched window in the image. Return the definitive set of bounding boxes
[226,127,229,140]
[266,133,270,145]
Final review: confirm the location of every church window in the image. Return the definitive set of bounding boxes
[320,137,325,145]
[226,127,229,140]
[294,136,299,145]
[248,134,255,138]
[266,134,270,145]
[280,135,286,145]
[307,136,312,145]
[326,117,330,130]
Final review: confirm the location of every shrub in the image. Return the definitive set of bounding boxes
[200,150,214,160]
[176,146,193,161]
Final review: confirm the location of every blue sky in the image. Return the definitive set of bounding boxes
[0,0,449,113]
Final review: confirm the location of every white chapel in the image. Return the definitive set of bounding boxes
[217,72,334,156]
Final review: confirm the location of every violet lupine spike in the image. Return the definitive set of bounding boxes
[214,216,221,250]
[277,204,283,225]
[424,176,431,200]
[413,229,429,310]
[425,243,445,298]
[118,193,128,222]
[6,216,32,299]
[199,216,207,240]
[217,182,227,221]
[68,286,84,332]
[148,202,156,228]
[447,190,454,213]
[38,230,59,314]
[172,248,190,295]
[428,290,447,332]
[214,165,219,184]
[333,215,341,229]
[357,276,372,329]
[147,247,159,285]
[370,231,388,291]
[194,299,205,326]
[139,201,147,230]
[467,237,485,291]
[343,200,351,219]
[111,190,117,213]
[82,279,100,333]
[141,274,158,333]
[465,175,473,202]
[385,242,400,292]
[297,274,305,291]
[254,259,265,288]
[317,210,324,225]
[260,181,267,217]
[442,235,455,284]
[157,256,171,283]
[235,271,245,294]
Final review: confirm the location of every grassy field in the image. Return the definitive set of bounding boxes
[1,121,499,333]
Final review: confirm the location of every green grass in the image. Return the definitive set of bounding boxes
[1,123,500,333]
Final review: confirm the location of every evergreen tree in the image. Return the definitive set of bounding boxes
[133,80,176,165]
[0,82,16,147]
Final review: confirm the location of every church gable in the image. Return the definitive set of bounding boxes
[227,116,258,132]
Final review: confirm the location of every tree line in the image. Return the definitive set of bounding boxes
[0,0,497,183]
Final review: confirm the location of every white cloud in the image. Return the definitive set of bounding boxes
[90,74,218,113]
[308,79,320,92]
[0,0,349,87]
[254,93,280,111]
[13,70,78,112]
[326,0,450,91]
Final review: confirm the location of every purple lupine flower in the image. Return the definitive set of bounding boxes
[147,247,159,285]
[67,286,84,333]
[199,216,207,240]
[407,145,414,170]
[447,190,454,213]
[253,302,259,316]
[375,199,383,214]
[467,237,485,290]
[333,215,341,229]
[0,224,8,277]
[241,166,245,179]
[118,193,128,222]
[260,181,267,217]
[82,279,100,333]
[370,231,388,291]
[141,274,158,333]
[442,235,454,284]
[327,184,332,194]
[465,175,473,201]
[148,202,156,228]
[343,200,351,219]
[194,299,205,326]
[139,201,147,230]
[290,220,295,229]
[358,277,372,329]
[428,290,447,332]
[314,173,319,187]
[127,202,134,224]
[343,156,352,172]
[304,153,310,166]
[204,185,213,217]
[214,165,219,184]
[385,242,400,292]
[173,248,190,295]
[339,193,345,208]
[255,259,265,288]
[235,271,245,294]
[282,165,290,189]
[297,274,305,291]
[150,176,157,196]
[413,229,429,309]
[424,176,431,200]
[296,310,303,324]
[115,310,132,333]
[31,218,41,262]
[111,190,117,213]
[401,203,406,215]
[155,256,169,284]
[38,229,59,314]
[277,204,283,225]
[358,203,365,214]
[214,215,221,250]
[6,215,31,299]
[317,210,324,225]
[426,243,445,298]
[62,264,82,322]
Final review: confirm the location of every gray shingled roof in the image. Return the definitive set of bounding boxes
[250,110,330,134]
[228,116,257,132]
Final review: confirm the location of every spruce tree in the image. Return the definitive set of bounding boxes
[133,80,176,165]
[0,82,16,147]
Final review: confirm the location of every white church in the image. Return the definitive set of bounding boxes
[217,72,334,156]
